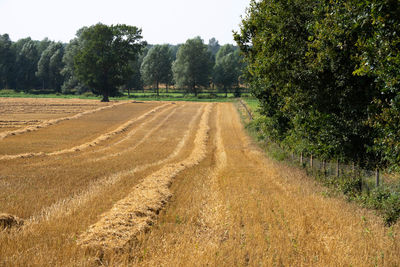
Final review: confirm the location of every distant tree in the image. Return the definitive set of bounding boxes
[172,37,213,96]
[74,23,146,102]
[36,38,52,55]
[169,44,180,61]
[213,46,242,97]
[208,37,220,58]
[61,28,89,94]
[0,34,15,89]
[125,47,148,96]
[14,38,40,91]
[140,44,173,96]
[36,42,64,91]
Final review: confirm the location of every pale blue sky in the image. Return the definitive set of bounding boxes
[0,0,249,44]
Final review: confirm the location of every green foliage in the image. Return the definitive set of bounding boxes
[61,29,89,94]
[36,42,64,91]
[74,23,146,102]
[207,37,220,58]
[172,37,213,96]
[213,45,243,97]
[14,38,41,91]
[140,45,173,96]
[234,0,400,170]
[360,186,400,226]
[0,34,14,89]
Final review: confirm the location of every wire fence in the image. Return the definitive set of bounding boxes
[285,152,389,192]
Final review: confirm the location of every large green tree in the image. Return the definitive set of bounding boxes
[350,0,400,170]
[140,44,173,96]
[234,0,379,167]
[14,38,41,91]
[0,34,14,89]
[172,37,213,96]
[124,50,145,95]
[74,23,146,102]
[213,44,242,97]
[36,42,64,91]
[61,28,89,94]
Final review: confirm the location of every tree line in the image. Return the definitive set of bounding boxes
[0,24,245,101]
[234,0,400,171]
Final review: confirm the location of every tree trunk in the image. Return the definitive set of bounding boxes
[166,83,169,93]
[101,88,109,102]
[193,83,197,97]
[128,87,130,98]
[375,168,380,187]
[225,85,227,98]
[156,81,159,96]
[101,95,109,102]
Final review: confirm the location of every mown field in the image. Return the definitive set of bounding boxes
[0,97,399,266]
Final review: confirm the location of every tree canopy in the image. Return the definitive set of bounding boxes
[172,37,213,96]
[213,44,242,96]
[235,0,400,171]
[140,44,173,96]
[74,23,146,101]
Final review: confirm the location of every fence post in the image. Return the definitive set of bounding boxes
[310,154,313,168]
[323,160,327,176]
[336,159,340,178]
[300,152,303,165]
[375,168,380,187]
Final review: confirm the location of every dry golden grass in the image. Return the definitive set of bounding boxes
[0,98,122,139]
[0,99,399,266]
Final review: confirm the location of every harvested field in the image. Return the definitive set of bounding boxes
[0,98,399,266]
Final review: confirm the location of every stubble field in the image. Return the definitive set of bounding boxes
[0,98,399,266]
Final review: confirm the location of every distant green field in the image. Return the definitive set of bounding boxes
[0,89,251,103]
[242,97,260,115]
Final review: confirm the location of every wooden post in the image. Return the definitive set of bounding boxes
[300,152,303,165]
[310,154,313,168]
[375,168,380,187]
[336,159,340,178]
[291,152,294,161]
[323,160,327,176]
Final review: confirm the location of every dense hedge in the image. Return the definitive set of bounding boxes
[235,0,400,171]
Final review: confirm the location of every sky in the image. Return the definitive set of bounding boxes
[0,0,250,45]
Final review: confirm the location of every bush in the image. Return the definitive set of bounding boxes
[338,176,362,197]
[0,89,16,95]
[359,186,400,226]
[81,91,97,98]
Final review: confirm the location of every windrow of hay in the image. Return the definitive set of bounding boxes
[90,104,185,162]
[0,120,42,127]
[0,101,126,140]
[24,104,204,227]
[0,103,170,160]
[77,104,212,250]
[193,104,229,246]
[92,104,179,155]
